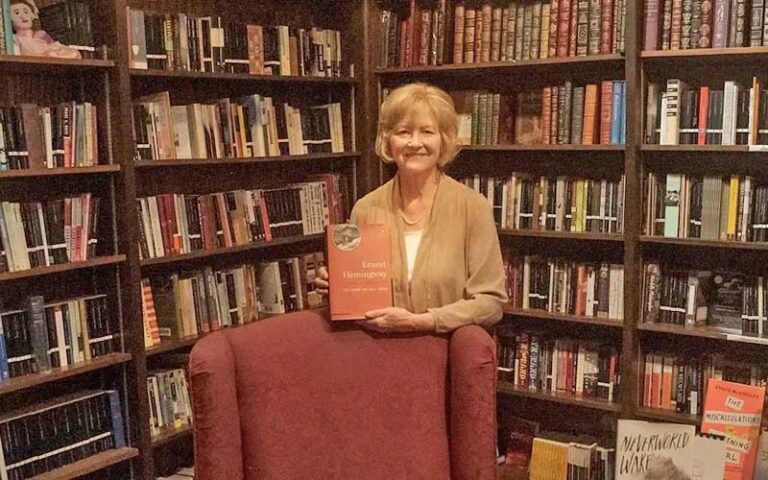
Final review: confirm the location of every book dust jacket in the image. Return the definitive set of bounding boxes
[701,379,766,480]
[327,224,392,321]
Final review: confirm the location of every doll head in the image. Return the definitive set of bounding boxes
[10,0,39,33]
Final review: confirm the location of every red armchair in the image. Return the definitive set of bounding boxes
[189,310,498,480]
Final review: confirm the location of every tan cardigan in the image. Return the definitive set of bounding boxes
[351,173,508,333]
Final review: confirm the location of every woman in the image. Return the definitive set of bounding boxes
[316,82,507,333]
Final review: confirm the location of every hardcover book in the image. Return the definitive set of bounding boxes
[327,224,392,321]
[615,419,695,480]
[701,379,766,480]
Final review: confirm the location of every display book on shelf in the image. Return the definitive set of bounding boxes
[371,0,768,478]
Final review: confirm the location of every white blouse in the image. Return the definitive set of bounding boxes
[403,230,424,282]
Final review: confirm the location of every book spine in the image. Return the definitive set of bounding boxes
[108,390,127,448]
[26,295,51,373]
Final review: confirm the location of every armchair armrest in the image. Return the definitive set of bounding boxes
[189,331,245,480]
[449,325,498,480]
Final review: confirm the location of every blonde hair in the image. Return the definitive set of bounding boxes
[375,82,459,167]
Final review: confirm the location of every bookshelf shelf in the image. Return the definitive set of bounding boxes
[640,144,768,152]
[639,236,768,251]
[28,447,140,480]
[130,68,357,85]
[146,335,201,357]
[134,152,359,168]
[637,322,728,340]
[0,353,133,397]
[375,54,625,76]
[497,381,621,412]
[503,307,624,328]
[635,407,701,426]
[0,255,127,283]
[0,55,114,73]
[147,307,329,357]
[460,144,625,152]
[498,229,625,242]
[638,322,768,345]
[0,165,121,179]
[151,425,193,448]
[641,46,768,61]
[139,235,325,268]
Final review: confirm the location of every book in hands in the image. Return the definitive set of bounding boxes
[327,224,392,321]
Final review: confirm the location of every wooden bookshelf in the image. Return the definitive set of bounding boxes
[459,144,625,152]
[498,229,625,242]
[503,307,625,328]
[638,322,768,345]
[635,407,701,426]
[375,53,625,75]
[641,46,768,61]
[640,144,768,152]
[497,381,621,412]
[0,255,127,282]
[140,235,325,268]
[0,55,114,73]
[151,425,193,448]
[130,68,357,84]
[639,236,768,250]
[0,165,121,179]
[146,335,201,357]
[29,447,140,480]
[0,353,133,396]
[134,152,359,168]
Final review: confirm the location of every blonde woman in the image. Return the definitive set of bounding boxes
[316,82,507,333]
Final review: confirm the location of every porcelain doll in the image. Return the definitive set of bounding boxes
[10,0,80,58]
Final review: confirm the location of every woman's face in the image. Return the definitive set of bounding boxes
[388,106,442,176]
[11,3,35,30]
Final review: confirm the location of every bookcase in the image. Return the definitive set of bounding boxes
[367,0,768,470]
[0,0,368,478]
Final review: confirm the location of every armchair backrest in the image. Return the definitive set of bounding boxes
[189,310,497,480]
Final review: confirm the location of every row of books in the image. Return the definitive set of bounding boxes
[136,176,345,260]
[128,9,343,77]
[648,78,768,145]
[379,0,626,68]
[644,0,768,50]
[499,416,614,480]
[496,330,621,401]
[133,92,345,161]
[453,81,626,146]
[0,102,99,170]
[504,254,626,320]
[147,368,192,438]
[141,253,325,346]
[645,173,768,242]
[0,0,96,58]
[531,435,614,480]
[641,351,768,414]
[465,174,625,233]
[0,389,126,480]
[0,195,101,273]
[0,294,116,381]
[643,263,768,337]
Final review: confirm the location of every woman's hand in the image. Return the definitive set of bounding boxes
[314,266,329,296]
[357,308,436,333]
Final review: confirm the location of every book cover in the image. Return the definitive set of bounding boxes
[327,223,392,321]
[700,379,766,480]
[615,419,695,480]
